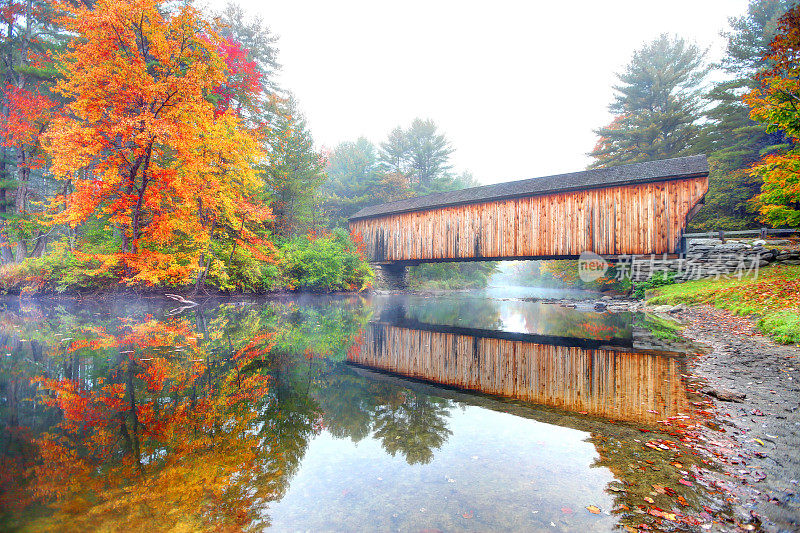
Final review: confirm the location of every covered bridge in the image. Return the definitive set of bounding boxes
[349,155,708,271]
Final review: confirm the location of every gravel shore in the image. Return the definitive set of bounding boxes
[677,306,800,532]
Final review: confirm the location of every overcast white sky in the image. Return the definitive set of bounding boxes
[208,0,750,184]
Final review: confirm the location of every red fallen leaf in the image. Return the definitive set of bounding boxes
[639,428,651,432]
[578,411,588,414]
[648,509,677,521]
[561,506,574,514]
[681,515,701,526]
[461,510,474,519]
[678,479,693,487]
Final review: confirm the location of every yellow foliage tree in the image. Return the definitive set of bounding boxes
[44,0,269,286]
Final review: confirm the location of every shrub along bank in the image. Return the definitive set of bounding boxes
[0,229,373,295]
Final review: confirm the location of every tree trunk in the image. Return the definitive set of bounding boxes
[129,145,153,254]
[30,230,46,257]
[194,218,215,291]
[0,148,15,264]
[15,149,28,215]
[14,151,29,262]
[14,241,25,262]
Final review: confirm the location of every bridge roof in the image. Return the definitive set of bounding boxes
[349,154,708,221]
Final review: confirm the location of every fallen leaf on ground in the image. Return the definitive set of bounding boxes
[648,509,677,521]
[586,505,601,514]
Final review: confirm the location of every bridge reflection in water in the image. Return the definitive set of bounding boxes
[349,317,690,425]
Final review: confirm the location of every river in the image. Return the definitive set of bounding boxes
[0,291,736,532]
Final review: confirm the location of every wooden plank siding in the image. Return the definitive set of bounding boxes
[349,176,708,263]
[350,323,690,425]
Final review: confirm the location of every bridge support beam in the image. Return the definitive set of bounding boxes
[372,263,407,290]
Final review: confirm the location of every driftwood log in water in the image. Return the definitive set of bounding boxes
[164,293,198,315]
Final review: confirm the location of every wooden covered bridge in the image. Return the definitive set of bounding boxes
[349,155,708,285]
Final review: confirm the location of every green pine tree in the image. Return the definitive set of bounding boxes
[322,137,385,227]
[263,97,326,237]
[589,34,708,168]
[406,118,454,193]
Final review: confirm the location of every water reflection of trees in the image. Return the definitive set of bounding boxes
[378,294,634,340]
[314,363,454,466]
[399,295,503,330]
[24,315,277,531]
[0,297,374,531]
[371,391,452,465]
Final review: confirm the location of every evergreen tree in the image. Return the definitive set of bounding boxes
[378,126,409,175]
[690,0,795,230]
[323,137,384,226]
[721,0,794,76]
[323,122,469,229]
[589,34,707,168]
[263,97,326,237]
[378,119,454,194]
[406,118,453,192]
[217,4,327,237]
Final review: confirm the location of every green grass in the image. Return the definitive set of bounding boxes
[648,264,800,344]
[758,310,800,344]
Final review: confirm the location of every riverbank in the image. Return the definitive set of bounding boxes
[674,306,800,532]
[648,264,800,344]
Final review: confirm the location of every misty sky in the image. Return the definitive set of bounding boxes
[207,0,751,184]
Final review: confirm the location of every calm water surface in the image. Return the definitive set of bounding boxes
[0,292,730,532]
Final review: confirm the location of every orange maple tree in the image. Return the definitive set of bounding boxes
[43,0,273,286]
[745,5,800,227]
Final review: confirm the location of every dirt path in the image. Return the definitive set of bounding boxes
[677,306,800,532]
